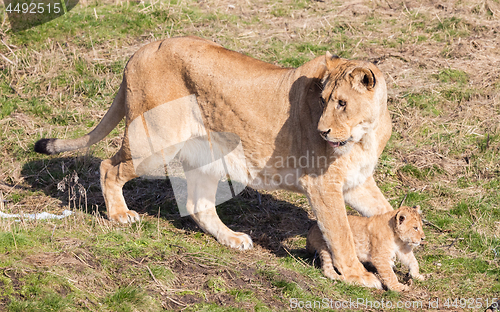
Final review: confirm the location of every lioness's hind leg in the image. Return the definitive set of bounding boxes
[100,153,140,223]
[185,169,253,250]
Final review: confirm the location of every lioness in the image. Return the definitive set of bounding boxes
[35,36,392,288]
[307,206,425,291]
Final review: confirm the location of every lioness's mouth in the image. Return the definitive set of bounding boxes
[328,140,348,148]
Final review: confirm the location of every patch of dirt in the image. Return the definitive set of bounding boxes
[399,148,468,176]
[162,251,286,310]
[55,237,84,249]
[23,252,83,267]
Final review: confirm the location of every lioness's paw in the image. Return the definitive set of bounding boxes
[344,271,383,290]
[218,232,253,250]
[109,210,140,223]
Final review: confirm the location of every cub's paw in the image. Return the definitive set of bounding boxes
[344,270,383,290]
[323,268,341,281]
[218,232,253,250]
[389,283,410,292]
[109,210,140,223]
[412,273,425,281]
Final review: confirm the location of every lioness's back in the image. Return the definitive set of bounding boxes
[122,36,293,136]
[125,36,284,82]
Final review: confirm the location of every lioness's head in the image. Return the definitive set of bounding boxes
[393,206,425,247]
[317,52,387,155]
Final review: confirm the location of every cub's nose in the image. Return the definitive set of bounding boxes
[420,236,427,245]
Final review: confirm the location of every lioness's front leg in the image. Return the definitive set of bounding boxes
[344,176,393,217]
[306,224,342,280]
[306,179,382,289]
[185,169,253,250]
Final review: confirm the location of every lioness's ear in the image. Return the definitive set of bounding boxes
[349,67,376,92]
[325,51,341,70]
[413,205,422,214]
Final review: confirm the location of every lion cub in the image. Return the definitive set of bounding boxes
[307,206,425,291]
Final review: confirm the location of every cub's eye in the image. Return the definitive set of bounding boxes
[414,227,419,232]
[337,100,347,109]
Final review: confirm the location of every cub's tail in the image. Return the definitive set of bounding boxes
[35,83,126,155]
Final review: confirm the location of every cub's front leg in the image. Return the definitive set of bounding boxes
[305,179,382,289]
[371,244,409,291]
[396,249,425,281]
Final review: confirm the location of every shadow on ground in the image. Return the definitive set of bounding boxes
[21,155,315,256]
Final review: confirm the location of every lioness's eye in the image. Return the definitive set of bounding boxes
[319,97,326,108]
[337,100,346,109]
[414,227,418,231]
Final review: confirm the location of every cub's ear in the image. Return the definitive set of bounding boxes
[349,67,376,92]
[396,210,406,226]
[412,205,422,214]
[325,51,342,71]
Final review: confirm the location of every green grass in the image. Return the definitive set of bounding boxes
[398,164,443,180]
[433,68,469,85]
[403,91,441,116]
[426,16,471,41]
[10,2,170,47]
[104,286,152,312]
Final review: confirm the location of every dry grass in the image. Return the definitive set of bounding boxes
[0,0,499,310]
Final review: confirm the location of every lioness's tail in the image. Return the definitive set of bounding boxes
[35,83,126,155]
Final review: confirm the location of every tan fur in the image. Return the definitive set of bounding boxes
[307,206,425,291]
[35,36,393,288]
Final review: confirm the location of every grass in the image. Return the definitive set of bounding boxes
[0,0,499,310]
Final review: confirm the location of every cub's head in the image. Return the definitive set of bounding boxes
[317,52,387,155]
[393,206,425,247]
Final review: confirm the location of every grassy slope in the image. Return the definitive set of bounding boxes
[0,0,499,310]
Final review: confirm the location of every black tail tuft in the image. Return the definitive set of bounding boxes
[34,138,57,155]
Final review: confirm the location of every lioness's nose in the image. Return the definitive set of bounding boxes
[319,129,331,138]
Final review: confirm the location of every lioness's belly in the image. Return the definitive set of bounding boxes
[248,167,305,193]
[174,132,378,195]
